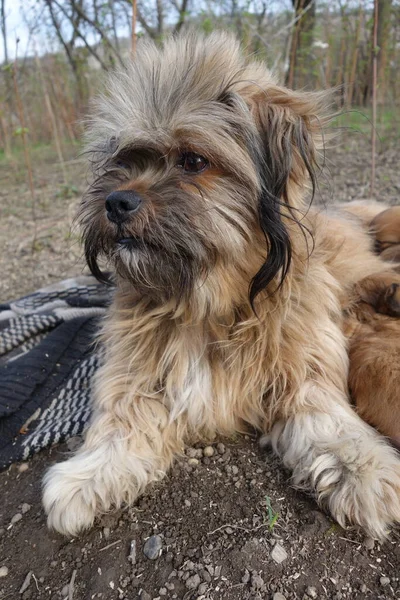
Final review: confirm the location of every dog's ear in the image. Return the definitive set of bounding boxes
[248,85,327,206]
[241,84,330,305]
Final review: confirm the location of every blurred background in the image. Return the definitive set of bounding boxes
[0,0,399,299]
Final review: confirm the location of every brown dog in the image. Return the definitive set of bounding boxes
[344,204,400,446]
[371,206,400,263]
[42,33,400,540]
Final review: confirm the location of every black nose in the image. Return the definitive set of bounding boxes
[105,190,142,224]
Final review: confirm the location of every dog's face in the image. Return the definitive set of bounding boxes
[78,33,326,305]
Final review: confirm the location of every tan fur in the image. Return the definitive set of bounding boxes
[43,32,400,540]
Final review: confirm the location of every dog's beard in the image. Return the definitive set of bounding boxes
[80,185,217,302]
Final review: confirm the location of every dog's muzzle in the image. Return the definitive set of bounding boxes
[105,190,142,225]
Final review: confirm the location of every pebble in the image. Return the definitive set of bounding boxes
[0,566,9,577]
[18,463,29,473]
[10,513,22,525]
[380,577,390,587]
[159,587,167,595]
[21,503,31,514]
[273,594,287,600]
[188,458,199,466]
[66,436,82,452]
[242,570,250,584]
[198,582,208,594]
[19,571,33,594]
[185,574,201,590]
[364,537,374,550]
[143,535,162,560]
[306,587,317,598]
[61,584,70,596]
[140,591,151,600]
[217,443,225,454]
[203,446,214,457]
[251,573,264,589]
[271,543,288,564]
[128,540,136,564]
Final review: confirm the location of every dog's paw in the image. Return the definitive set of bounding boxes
[315,444,400,540]
[43,461,98,536]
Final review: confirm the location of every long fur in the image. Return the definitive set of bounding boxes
[43,32,400,540]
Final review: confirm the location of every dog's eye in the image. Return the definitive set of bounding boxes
[115,158,130,169]
[177,152,208,174]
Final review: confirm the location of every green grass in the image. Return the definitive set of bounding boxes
[264,495,279,530]
[0,139,82,166]
[333,106,400,142]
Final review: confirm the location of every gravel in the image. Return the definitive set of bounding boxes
[143,535,163,560]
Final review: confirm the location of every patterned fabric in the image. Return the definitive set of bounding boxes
[0,276,114,470]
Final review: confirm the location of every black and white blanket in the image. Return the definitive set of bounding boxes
[0,276,114,470]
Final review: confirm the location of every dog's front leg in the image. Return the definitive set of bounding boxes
[43,389,182,536]
[264,382,400,539]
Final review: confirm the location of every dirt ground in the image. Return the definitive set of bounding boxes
[1,130,400,600]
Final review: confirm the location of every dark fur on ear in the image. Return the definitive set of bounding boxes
[248,87,329,306]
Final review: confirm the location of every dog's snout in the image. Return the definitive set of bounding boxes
[105,190,142,224]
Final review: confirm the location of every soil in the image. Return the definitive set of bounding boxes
[1,131,400,600]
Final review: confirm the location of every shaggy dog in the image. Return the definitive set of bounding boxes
[43,32,400,539]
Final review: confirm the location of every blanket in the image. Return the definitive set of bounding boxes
[0,276,113,470]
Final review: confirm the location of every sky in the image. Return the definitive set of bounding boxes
[0,1,31,63]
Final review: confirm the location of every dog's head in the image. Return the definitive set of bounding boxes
[78,32,328,308]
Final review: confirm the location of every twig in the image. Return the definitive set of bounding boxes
[68,569,77,600]
[338,536,361,545]
[99,539,122,552]
[131,0,137,57]
[370,0,379,197]
[31,573,40,591]
[207,522,271,536]
[12,40,36,249]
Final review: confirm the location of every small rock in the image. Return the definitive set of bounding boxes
[159,587,167,596]
[140,591,151,600]
[184,499,191,507]
[61,584,70,596]
[188,458,199,466]
[380,577,390,587]
[242,569,250,584]
[186,448,198,458]
[18,463,29,473]
[363,537,374,550]
[66,436,82,452]
[128,540,136,564]
[270,543,287,564]
[251,573,264,589]
[203,446,214,457]
[360,584,367,593]
[273,594,287,600]
[306,586,317,598]
[19,571,32,593]
[198,582,208,595]
[0,566,9,577]
[143,535,162,560]
[103,527,110,539]
[10,513,22,525]
[185,574,201,590]
[217,443,225,454]
[231,466,239,475]
[21,503,31,514]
